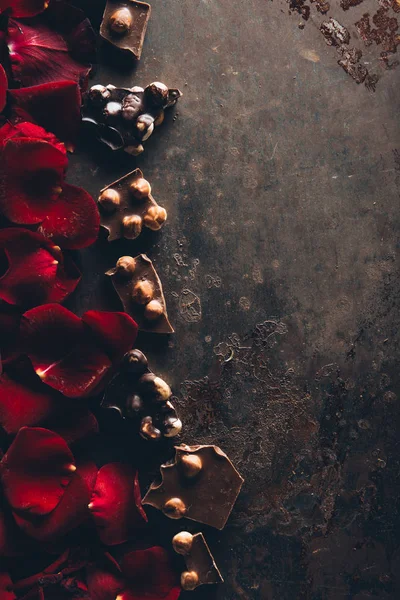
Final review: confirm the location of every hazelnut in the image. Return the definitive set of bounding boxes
[135,114,154,141]
[163,497,187,519]
[163,416,182,438]
[126,393,144,418]
[122,349,148,375]
[122,215,143,240]
[172,532,193,555]
[144,82,169,108]
[109,7,132,35]
[89,84,110,105]
[181,571,199,591]
[130,177,151,200]
[132,279,154,304]
[131,86,144,93]
[140,416,161,441]
[98,188,120,213]
[124,144,144,156]
[143,206,167,231]
[122,94,142,121]
[139,373,171,401]
[115,256,136,277]
[144,300,164,321]
[154,110,165,127]
[180,454,202,478]
[103,101,122,120]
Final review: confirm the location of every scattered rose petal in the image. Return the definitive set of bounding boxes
[0,228,81,309]
[0,302,21,361]
[89,463,147,546]
[47,408,98,446]
[82,311,139,362]
[0,64,6,112]
[121,547,181,600]
[0,572,16,600]
[0,121,65,151]
[0,1,50,18]
[86,566,124,600]
[0,427,75,516]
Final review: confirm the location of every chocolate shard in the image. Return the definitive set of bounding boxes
[173,531,224,591]
[98,168,167,242]
[142,445,244,530]
[100,0,151,60]
[106,254,174,334]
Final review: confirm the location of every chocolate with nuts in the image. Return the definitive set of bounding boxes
[100,0,151,60]
[99,169,167,242]
[173,532,223,590]
[142,445,244,529]
[106,254,174,334]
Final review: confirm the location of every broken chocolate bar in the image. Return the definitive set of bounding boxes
[98,168,167,242]
[102,349,182,441]
[100,0,151,60]
[172,531,223,591]
[106,254,174,334]
[142,445,244,529]
[82,82,181,154]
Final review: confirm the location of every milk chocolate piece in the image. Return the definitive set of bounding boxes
[100,0,151,60]
[106,254,174,334]
[142,445,244,529]
[173,532,223,590]
[98,169,167,242]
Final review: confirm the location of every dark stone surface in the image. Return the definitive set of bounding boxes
[68,0,400,597]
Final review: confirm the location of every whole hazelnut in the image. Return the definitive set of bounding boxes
[172,531,193,555]
[138,374,171,401]
[163,497,187,519]
[144,82,169,108]
[125,144,144,156]
[126,393,144,418]
[180,454,202,478]
[144,300,164,321]
[115,256,136,277]
[131,86,144,93]
[181,571,199,591]
[122,349,148,375]
[89,84,110,105]
[103,101,122,120]
[135,114,154,141]
[109,7,132,35]
[122,94,142,121]
[132,279,154,304]
[98,188,120,213]
[163,416,182,438]
[130,177,151,200]
[143,206,167,231]
[122,215,143,240]
[154,110,165,127]
[140,416,161,441]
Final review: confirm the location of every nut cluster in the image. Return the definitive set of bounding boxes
[172,531,224,591]
[161,453,203,519]
[83,82,181,154]
[102,349,182,441]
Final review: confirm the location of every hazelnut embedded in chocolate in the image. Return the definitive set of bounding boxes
[89,84,111,105]
[139,373,171,401]
[135,113,154,141]
[140,416,161,440]
[144,299,164,321]
[180,454,202,478]
[126,393,144,417]
[98,188,120,213]
[132,279,154,304]
[122,349,148,375]
[121,94,143,122]
[163,497,187,519]
[144,82,169,108]
[143,206,167,231]
[122,215,143,240]
[130,177,151,200]
[103,101,122,120]
[172,532,193,556]
[181,571,199,591]
[109,7,132,35]
[163,416,182,438]
[115,256,136,277]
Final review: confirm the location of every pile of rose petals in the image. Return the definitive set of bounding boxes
[0,2,182,598]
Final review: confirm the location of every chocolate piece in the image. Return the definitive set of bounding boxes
[100,0,151,60]
[99,169,167,242]
[101,349,182,441]
[106,254,174,334]
[82,83,181,154]
[172,532,223,590]
[142,445,244,529]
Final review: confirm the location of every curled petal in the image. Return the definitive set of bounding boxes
[0,121,65,151]
[89,463,147,546]
[0,1,50,18]
[82,312,138,361]
[0,228,81,309]
[121,547,181,599]
[0,572,16,600]
[0,64,6,112]
[86,567,124,600]
[0,427,75,516]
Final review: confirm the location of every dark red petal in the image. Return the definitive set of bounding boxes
[38,182,100,250]
[0,572,16,600]
[89,463,147,546]
[0,137,67,225]
[0,0,50,18]
[121,547,180,599]
[0,228,81,309]
[20,304,111,398]
[0,64,6,112]
[0,427,75,516]
[82,312,138,361]
[86,567,124,600]
[9,80,81,147]
[0,121,65,151]
[14,459,97,542]
[0,301,21,360]
[47,408,98,446]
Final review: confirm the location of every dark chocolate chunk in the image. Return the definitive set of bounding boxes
[82,83,181,155]
[98,168,167,242]
[173,532,224,590]
[106,254,174,334]
[142,445,244,529]
[100,0,151,60]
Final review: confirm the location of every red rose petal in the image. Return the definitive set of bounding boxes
[0,302,21,361]
[38,182,100,250]
[47,407,98,446]
[121,547,181,600]
[0,572,16,600]
[0,64,6,112]
[0,0,50,18]
[89,463,147,546]
[9,80,81,147]
[0,137,67,225]
[0,228,81,309]
[0,121,65,151]
[83,312,138,361]
[0,427,75,516]
[86,564,124,600]
[14,459,97,542]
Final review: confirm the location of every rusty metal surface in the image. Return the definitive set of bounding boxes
[69,0,400,597]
